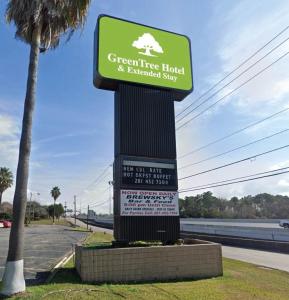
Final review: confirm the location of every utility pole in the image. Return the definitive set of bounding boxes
[28,192,32,224]
[64,202,66,218]
[108,181,113,215]
[74,195,76,225]
[87,205,89,230]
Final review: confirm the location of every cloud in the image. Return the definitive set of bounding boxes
[0,114,20,202]
[214,0,289,118]
[34,129,99,145]
[175,1,289,200]
[0,114,19,167]
[0,98,22,115]
[0,114,19,137]
[51,152,80,158]
[273,79,289,100]
[278,179,289,187]
[76,169,113,214]
[270,160,289,170]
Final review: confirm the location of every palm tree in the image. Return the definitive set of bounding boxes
[0,167,13,206]
[50,186,61,224]
[1,1,91,296]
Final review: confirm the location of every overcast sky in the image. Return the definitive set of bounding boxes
[0,0,289,213]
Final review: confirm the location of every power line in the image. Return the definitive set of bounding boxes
[179,166,289,192]
[80,186,110,209]
[179,144,289,180]
[176,35,289,124]
[176,25,289,119]
[178,106,289,159]
[88,199,110,209]
[176,50,289,131]
[179,170,289,193]
[76,162,112,197]
[86,164,112,188]
[179,128,289,170]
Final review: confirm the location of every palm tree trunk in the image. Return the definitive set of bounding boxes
[1,24,41,296]
[0,192,2,206]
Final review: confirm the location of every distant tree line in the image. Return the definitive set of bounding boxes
[179,192,289,219]
[0,201,64,222]
[0,202,13,220]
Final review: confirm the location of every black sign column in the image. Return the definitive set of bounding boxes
[113,84,179,242]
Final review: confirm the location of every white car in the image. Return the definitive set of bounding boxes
[279,220,289,228]
[0,221,4,228]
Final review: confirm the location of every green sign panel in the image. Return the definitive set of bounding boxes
[94,15,193,100]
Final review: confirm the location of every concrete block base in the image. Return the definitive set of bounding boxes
[75,239,223,283]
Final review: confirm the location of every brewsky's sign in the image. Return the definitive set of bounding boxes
[94,15,193,98]
[120,190,179,216]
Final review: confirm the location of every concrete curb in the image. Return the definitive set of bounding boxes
[181,232,289,254]
[45,223,91,284]
[45,252,74,283]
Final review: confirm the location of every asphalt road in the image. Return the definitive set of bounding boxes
[0,225,88,283]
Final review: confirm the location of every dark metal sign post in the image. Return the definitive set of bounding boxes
[94,15,193,243]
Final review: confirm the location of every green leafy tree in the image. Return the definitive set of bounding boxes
[179,192,289,219]
[0,201,13,220]
[25,201,48,221]
[0,167,13,205]
[2,1,91,296]
[50,186,61,224]
[48,203,64,220]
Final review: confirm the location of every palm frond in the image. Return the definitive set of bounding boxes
[51,186,61,200]
[6,0,91,50]
[0,167,14,193]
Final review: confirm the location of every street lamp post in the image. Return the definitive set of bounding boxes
[27,192,40,223]
[108,181,114,215]
[28,193,32,224]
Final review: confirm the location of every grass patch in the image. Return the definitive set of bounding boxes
[82,231,113,248]
[2,232,289,299]
[82,232,166,249]
[4,257,289,300]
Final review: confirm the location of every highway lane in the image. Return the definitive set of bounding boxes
[90,218,283,228]
[181,220,281,228]
[89,218,289,241]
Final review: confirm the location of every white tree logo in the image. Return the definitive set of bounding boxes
[132,33,163,57]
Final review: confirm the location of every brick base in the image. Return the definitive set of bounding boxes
[75,239,223,282]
